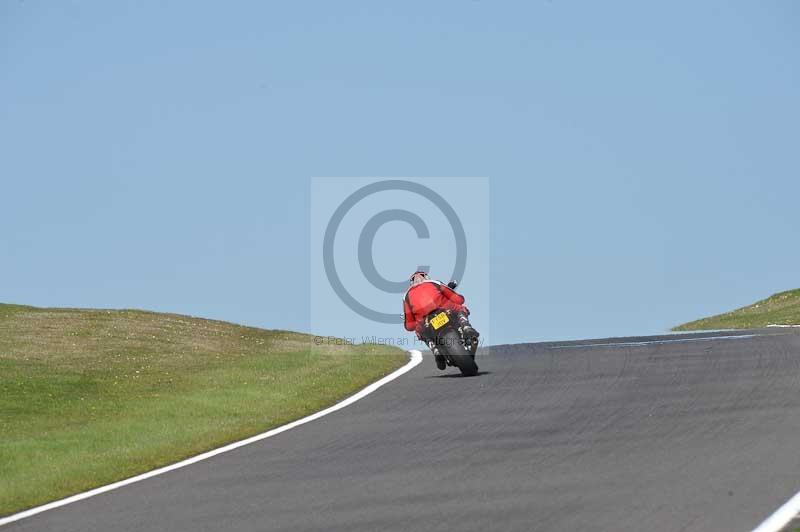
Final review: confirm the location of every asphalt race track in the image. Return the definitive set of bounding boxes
[6,329,800,532]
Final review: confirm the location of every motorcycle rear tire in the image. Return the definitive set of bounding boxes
[441,329,479,376]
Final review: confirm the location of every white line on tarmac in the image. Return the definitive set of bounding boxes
[0,350,424,528]
[549,334,761,349]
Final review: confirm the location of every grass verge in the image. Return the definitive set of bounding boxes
[673,288,800,331]
[0,304,407,516]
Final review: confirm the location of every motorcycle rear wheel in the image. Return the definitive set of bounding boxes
[441,329,479,376]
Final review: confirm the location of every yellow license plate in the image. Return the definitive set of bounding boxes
[430,312,449,330]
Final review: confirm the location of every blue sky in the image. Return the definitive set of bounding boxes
[2,1,798,344]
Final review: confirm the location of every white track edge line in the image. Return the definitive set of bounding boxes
[550,334,761,349]
[0,349,424,527]
[751,490,800,532]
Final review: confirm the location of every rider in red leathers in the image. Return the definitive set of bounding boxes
[403,270,478,370]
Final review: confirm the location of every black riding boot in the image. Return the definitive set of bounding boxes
[427,339,447,370]
[457,313,480,342]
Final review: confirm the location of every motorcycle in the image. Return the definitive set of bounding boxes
[419,298,480,377]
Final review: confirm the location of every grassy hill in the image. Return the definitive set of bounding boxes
[0,304,406,516]
[673,289,800,331]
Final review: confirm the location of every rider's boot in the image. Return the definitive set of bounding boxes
[427,339,447,370]
[458,313,480,342]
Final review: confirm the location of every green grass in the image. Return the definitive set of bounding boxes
[673,288,800,331]
[0,304,406,516]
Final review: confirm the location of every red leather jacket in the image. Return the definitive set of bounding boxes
[403,280,467,334]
